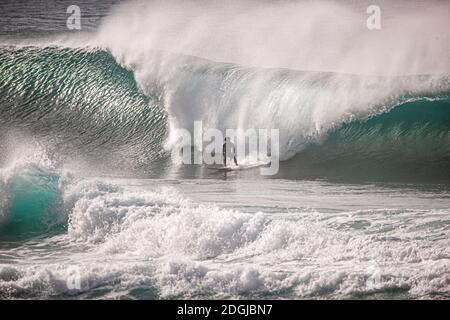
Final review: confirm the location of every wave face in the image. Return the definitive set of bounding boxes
[0,163,65,239]
[0,47,167,175]
[0,46,449,181]
[280,95,450,181]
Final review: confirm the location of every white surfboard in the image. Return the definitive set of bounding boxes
[206,162,269,172]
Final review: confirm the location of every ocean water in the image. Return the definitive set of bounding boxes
[0,0,449,299]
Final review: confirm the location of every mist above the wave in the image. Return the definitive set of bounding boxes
[96,0,449,76]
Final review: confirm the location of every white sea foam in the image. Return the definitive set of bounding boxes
[3,179,447,299]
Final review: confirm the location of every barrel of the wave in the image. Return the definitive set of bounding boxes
[0,165,64,239]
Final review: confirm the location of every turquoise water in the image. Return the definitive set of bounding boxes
[0,165,62,238]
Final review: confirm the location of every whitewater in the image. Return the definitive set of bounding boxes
[0,0,449,299]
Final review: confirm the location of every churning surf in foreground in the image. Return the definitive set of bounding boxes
[0,0,449,299]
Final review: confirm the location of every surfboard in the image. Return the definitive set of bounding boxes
[206,162,269,171]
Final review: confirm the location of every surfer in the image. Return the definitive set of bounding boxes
[223,137,238,167]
